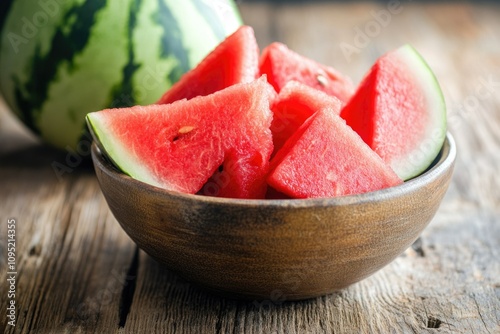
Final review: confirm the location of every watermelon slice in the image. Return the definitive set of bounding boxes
[268,108,402,199]
[271,81,341,155]
[259,42,354,103]
[157,25,259,105]
[87,77,274,199]
[340,45,447,181]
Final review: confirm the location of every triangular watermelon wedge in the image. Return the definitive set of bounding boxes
[340,45,447,180]
[87,77,274,199]
[271,81,341,155]
[157,25,259,105]
[259,42,354,103]
[268,108,402,199]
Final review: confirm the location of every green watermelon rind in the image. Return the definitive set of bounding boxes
[390,44,447,181]
[86,112,165,189]
[0,0,242,151]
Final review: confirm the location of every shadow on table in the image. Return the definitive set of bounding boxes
[125,253,344,331]
[0,142,95,176]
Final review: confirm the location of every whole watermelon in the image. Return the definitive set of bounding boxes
[0,0,242,150]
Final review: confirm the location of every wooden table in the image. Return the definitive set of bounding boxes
[1,2,499,333]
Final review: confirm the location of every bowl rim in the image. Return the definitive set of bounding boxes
[92,132,456,208]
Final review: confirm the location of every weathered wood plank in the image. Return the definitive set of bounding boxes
[1,1,499,333]
[0,101,138,333]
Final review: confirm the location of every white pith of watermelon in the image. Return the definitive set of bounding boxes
[86,77,275,199]
[394,45,447,180]
[341,45,446,181]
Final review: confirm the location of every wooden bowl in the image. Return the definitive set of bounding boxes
[91,133,456,301]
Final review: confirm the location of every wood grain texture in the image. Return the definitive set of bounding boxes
[1,2,499,333]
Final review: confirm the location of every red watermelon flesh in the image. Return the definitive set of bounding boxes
[87,77,274,199]
[340,45,447,181]
[198,148,269,198]
[157,25,259,105]
[259,42,354,103]
[268,108,402,199]
[271,81,341,155]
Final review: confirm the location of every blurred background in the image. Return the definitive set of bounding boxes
[1,0,499,332]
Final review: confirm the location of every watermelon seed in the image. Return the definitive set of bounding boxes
[173,126,195,142]
[316,73,328,87]
[178,126,195,134]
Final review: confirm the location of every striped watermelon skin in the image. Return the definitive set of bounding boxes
[0,0,242,150]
